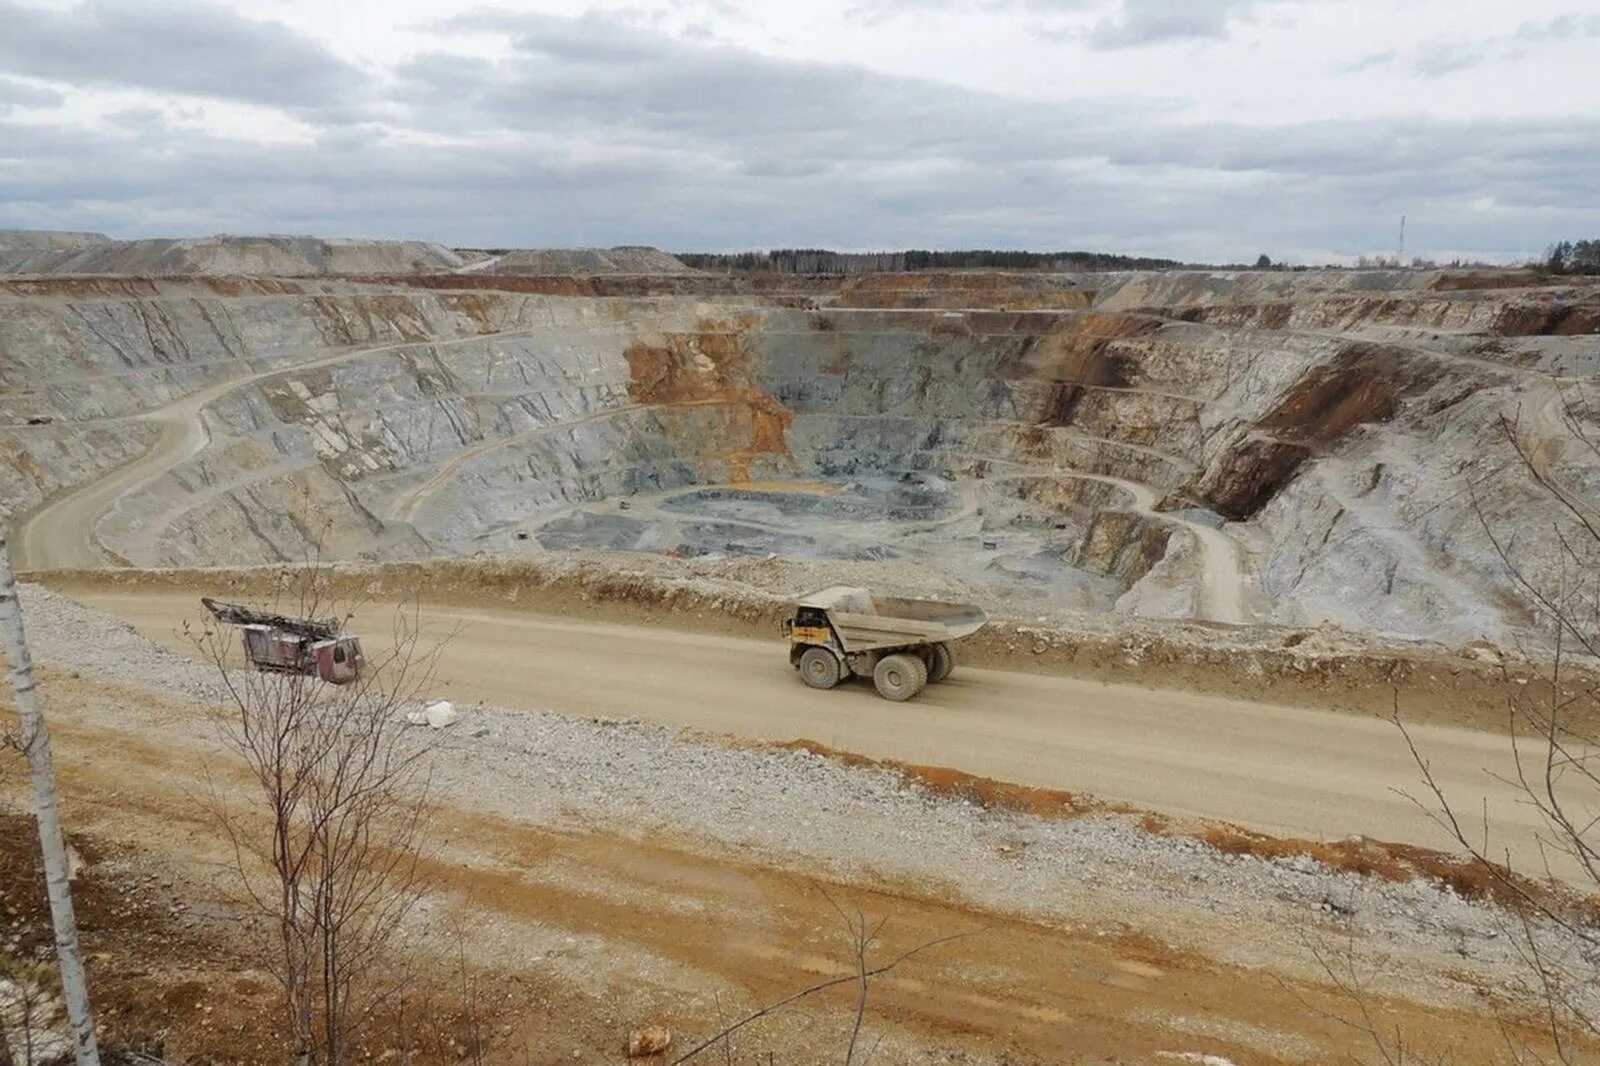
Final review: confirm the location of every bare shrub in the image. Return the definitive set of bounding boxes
[194,564,443,1066]
[1376,390,1600,1061]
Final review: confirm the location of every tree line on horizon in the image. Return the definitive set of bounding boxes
[1543,239,1600,275]
[675,248,1190,274]
[676,246,1586,275]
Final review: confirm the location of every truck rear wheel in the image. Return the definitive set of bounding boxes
[798,646,842,690]
[927,642,954,683]
[873,653,927,701]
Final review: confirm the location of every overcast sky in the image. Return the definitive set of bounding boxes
[1,0,1596,262]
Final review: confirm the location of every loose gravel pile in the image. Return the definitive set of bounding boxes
[13,583,1579,1009]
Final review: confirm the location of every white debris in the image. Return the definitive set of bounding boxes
[406,700,459,729]
[0,978,74,1066]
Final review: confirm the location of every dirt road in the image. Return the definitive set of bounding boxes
[12,330,540,570]
[17,374,259,569]
[986,460,1253,624]
[1065,471,1251,624]
[60,585,1564,879]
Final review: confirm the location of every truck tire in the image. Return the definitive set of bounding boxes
[798,646,842,690]
[927,642,954,683]
[873,653,926,701]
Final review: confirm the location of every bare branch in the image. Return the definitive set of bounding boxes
[669,921,971,1066]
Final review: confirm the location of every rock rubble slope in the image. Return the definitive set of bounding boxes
[2,267,1597,647]
[469,245,694,275]
[0,233,468,276]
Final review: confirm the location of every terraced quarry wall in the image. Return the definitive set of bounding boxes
[3,271,1597,646]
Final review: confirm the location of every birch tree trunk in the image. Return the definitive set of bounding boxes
[0,539,101,1066]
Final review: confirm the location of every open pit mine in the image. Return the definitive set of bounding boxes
[4,232,1600,1065]
[4,240,1597,646]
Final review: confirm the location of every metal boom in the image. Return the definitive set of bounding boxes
[200,596,341,641]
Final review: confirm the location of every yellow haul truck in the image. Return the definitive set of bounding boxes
[783,586,989,701]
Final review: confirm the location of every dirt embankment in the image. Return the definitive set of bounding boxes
[36,555,1588,733]
[833,271,1096,310]
[8,598,1590,1066]
[772,739,1541,908]
[0,810,285,1064]
[0,805,587,1066]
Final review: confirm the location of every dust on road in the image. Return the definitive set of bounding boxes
[56,584,1567,880]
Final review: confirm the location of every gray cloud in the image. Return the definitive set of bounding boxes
[405,12,1144,167]
[1385,14,1600,79]
[1338,49,1396,73]
[850,0,1291,47]
[0,0,368,112]
[0,8,1592,262]
[1516,13,1600,40]
[1411,40,1497,78]
[1082,0,1269,49]
[0,76,62,110]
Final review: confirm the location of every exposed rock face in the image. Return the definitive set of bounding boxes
[0,422,158,521]
[3,268,1597,646]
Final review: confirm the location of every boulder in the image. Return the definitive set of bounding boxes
[626,1026,673,1057]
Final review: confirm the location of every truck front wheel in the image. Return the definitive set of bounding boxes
[798,646,842,690]
[873,654,927,701]
[927,642,954,683]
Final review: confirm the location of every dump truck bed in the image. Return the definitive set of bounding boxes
[797,585,988,653]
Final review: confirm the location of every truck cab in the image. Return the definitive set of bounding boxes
[314,636,364,685]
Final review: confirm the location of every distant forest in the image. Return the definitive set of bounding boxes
[1545,240,1600,275]
[675,248,1190,274]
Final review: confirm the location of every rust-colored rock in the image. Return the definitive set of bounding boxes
[1492,301,1600,337]
[1194,435,1310,520]
[623,319,793,483]
[1258,342,1419,446]
[625,1026,672,1057]
[1192,340,1443,519]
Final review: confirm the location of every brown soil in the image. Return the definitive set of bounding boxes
[1003,314,1163,427]
[1009,314,1158,382]
[5,678,1584,1066]
[1194,434,1311,520]
[0,806,287,1065]
[770,738,1106,818]
[0,276,312,300]
[1193,825,1543,910]
[0,715,599,1066]
[1493,301,1600,337]
[1428,271,1550,292]
[832,272,1096,310]
[1259,343,1425,446]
